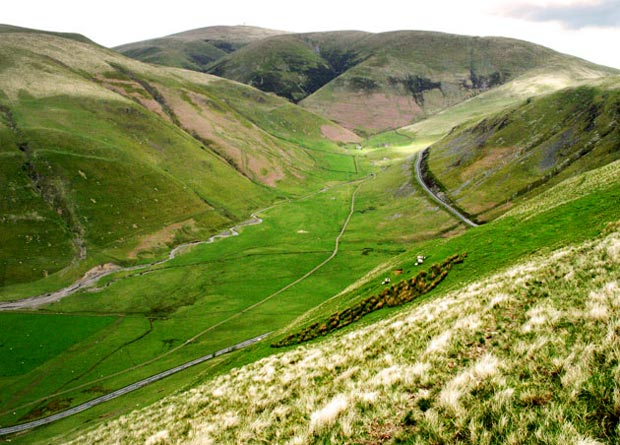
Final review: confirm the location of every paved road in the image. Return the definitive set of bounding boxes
[0,332,271,436]
[415,149,479,228]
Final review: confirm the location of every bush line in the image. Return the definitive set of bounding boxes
[272,253,467,348]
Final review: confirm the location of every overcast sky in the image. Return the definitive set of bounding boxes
[4,0,620,68]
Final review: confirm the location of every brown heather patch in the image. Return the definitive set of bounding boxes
[458,146,517,183]
[320,125,362,143]
[164,88,245,166]
[165,88,291,185]
[305,92,423,133]
[95,76,171,122]
[128,219,198,259]
[248,157,284,187]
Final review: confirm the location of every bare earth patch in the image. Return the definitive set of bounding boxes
[128,219,197,259]
[305,92,423,133]
[320,125,362,143]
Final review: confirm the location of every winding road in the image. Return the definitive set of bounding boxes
[0,332,271,436]
[415,148,479,228]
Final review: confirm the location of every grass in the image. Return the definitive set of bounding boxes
[0,180,395,428]
[0,153,460,435]
[2,26,620,445]
[0,29,363,293]
[202,28,616,133]
[426,84,620,221]
[0,313,116,377]
[60,205,620,444]
[4,134,620,444]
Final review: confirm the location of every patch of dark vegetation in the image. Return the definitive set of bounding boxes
[357,206,376,214]
[188,52,219,68]
[123,46,162,60]
[206,40,242,54]
[272,253,466,347]
[21,397,73,421]
[320,48,361,77]
[390,75,442,106]
[0,104,20,135]
[467,69,504,91]
[348,76,379,92]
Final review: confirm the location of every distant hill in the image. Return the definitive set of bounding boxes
[119,27,617,134]
[424,77,620,222]
[0,26,359,288]
[114,25,289,72]
[0,23,94,44]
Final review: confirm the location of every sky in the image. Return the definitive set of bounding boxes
[4,0,620,68]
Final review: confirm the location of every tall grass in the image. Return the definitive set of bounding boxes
[67,224,620,444]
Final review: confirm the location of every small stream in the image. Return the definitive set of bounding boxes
[0,214,263,310]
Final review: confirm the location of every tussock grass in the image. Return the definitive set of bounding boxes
[67,224,620,444]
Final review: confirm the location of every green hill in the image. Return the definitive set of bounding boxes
[114,25,288,72]
[424,79,620,222]
[205,30,616,134]
[0,27,359,290]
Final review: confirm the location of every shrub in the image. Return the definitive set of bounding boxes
[272,253,467,347]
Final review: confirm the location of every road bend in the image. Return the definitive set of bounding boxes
[415,148,479,228]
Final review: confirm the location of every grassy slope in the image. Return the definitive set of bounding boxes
[61,159,620,445]
[208,31,368,103]
[0,154,459,434]
[205,29,616,133]
[115,25,289,72]
[7,135,620,445]
[0,29,359,291]
[426,81,620,222]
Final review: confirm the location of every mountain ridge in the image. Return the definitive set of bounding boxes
[117,26,618,134]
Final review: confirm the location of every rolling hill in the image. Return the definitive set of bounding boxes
[119,27,617,134]
[114,25,289,72]
[423,77,620,222]
[0,26,360,290]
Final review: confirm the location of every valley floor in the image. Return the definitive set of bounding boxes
[66,221,620,444]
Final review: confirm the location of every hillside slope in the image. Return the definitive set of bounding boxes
[67,207,620,443]
[0,27,359,289]
[424,79,620,222]
[115,25,289,72]
[205,30,616,134]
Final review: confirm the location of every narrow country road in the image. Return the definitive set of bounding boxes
[0,332,270,436]
[415,148,479,228]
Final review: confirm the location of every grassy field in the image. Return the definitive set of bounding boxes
[4,142,620,444]
[0,164,460,433]
[0,313,116,377]
[3,25,620,445]
[59,161,620,444]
